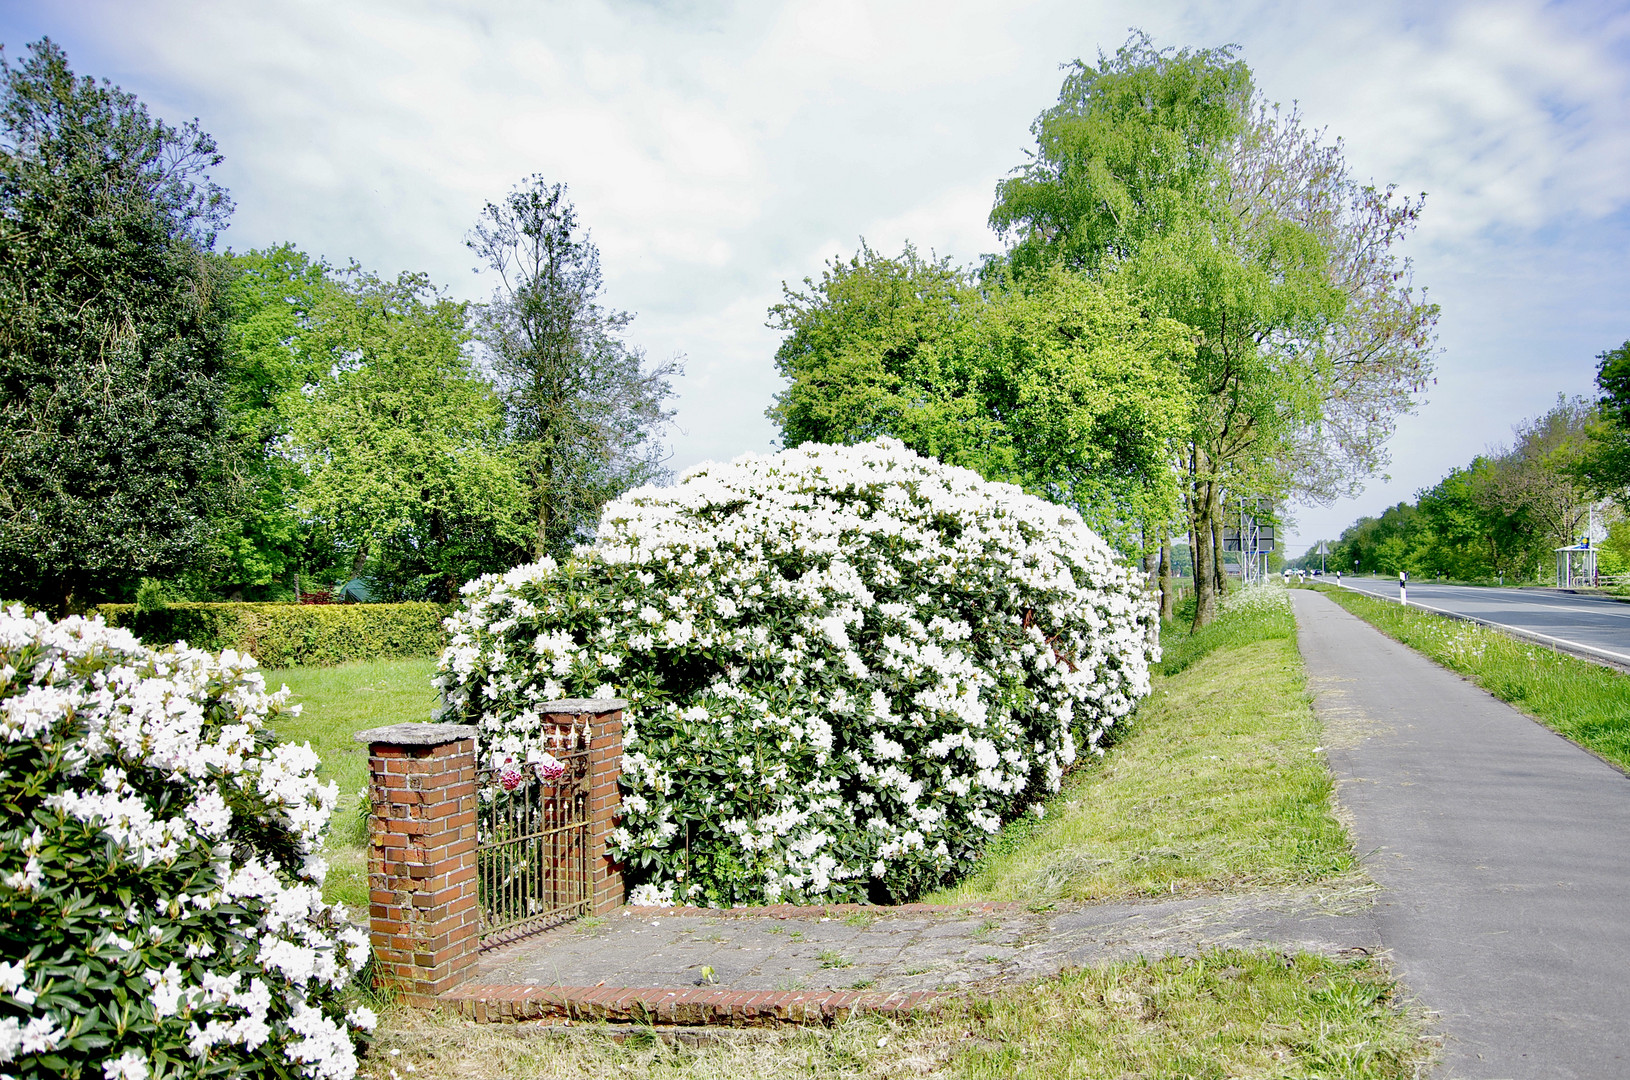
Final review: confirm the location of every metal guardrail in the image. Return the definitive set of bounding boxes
[476,735,593,948]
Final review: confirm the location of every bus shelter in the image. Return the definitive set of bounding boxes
[1556,543,1597,588]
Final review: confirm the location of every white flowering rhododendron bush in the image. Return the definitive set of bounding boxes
[0,608,374,1080]
[437,440,1158,906]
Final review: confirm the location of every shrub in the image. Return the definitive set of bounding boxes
[0,607,372,1080]
[436,439,1157,906]
[95,602,447,668]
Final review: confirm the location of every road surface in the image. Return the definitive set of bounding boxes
[1332,577,1630,666]
[1292,589,1630,1078]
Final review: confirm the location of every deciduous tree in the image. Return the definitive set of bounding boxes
[468,177,681,560]
[769,245,1193,547]
[990,35,1436,626]
[288,269,527,600]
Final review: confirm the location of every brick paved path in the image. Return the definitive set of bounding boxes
[442,883,1380,1025]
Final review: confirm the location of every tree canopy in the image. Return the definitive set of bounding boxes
[987,34,1436,625]
[285,268,528,600]
[0,39,234,612]
[770,245,1193,545]
[1581,340,1630,498]
[1322,396,1608,582]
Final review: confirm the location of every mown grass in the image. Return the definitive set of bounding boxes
[929,594,1354,905]
[312,603,1427,1075]
[263,656,440,911]
[1310,583,1630,771]
[366,949,1431,1080]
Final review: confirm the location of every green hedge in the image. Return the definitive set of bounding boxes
[95,601,449,668]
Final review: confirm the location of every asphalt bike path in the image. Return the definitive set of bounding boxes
[1335,577,1630,666]
[1291,589,1630,1078]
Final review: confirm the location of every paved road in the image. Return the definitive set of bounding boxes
[1335,577,1630,665]
[1292,589,1630,1079]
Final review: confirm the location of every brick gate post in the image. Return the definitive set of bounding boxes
[355,722,479,1005]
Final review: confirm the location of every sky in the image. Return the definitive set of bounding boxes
[3,0,1627,557]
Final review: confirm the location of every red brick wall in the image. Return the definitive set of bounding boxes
[360,703,625,1002]
[578,707,625,914]
[362,729,479,1005]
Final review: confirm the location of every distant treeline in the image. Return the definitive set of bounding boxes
[1295,347,1630,582]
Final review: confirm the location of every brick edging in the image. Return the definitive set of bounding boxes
[439,983,939,1026]
[618,900,1023,919]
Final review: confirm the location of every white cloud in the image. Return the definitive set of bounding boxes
[3,0,1626,551]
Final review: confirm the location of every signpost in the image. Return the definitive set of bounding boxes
[1222,497,1277,585]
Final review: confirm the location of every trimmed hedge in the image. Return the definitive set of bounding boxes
[95,601,448,667]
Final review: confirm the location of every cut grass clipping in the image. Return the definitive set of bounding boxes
[368,950,1431,1080]
[1312,584,1630,771]
[265,656,439,910]
[932,590,1354,905]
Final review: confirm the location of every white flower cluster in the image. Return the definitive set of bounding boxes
[0,607,374,1080]
[437,439,1157,905]
[1220,580,1291,617]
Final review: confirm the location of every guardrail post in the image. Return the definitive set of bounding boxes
[538,699,626,915]
[355,722,480,1005]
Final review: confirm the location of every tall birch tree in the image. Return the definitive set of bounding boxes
[991,35,1436,626]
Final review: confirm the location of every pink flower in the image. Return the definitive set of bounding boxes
[499,766,523,792]
[533,754,566,784]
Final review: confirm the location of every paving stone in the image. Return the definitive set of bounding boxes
[464,884,1381,1000]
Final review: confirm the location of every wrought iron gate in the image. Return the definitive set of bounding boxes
[475,731,592,947]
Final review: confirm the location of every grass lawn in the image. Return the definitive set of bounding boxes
[263,656,440,911]
[1309,583,1630,771]
[370,949,1431,1079]
[929,595,1355,905]
[268,597,1429,1075]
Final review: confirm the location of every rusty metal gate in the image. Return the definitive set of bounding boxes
[475,731,592,948]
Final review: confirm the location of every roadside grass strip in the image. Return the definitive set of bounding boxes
[1313,585,1630,772]
[266,656,440,910]
[931,592,1355,905]
[365,950,1431,1080]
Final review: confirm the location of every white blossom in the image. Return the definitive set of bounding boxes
[436,439,1155,905]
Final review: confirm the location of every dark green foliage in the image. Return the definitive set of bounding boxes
[1582,340,1630,497]
[96,601,448,667]
[0,614,368,1080]
[0,40,234,614]
[1327,396,1600,582]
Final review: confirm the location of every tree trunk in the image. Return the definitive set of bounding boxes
[1211,496,1228,596]
[1190,486,1219,630]
[533,451,555,562]
[1159,529,1175,621]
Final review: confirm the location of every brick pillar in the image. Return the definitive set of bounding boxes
[354,722,479,1005]
[538,699,626,914]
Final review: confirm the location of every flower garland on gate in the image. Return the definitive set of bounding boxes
[437,439,1158,906]
[0,608,373,1080]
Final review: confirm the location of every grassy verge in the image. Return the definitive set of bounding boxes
[1308,583,1630,770]
[367,949,1431,1080]
[929,593,1354,905]
[264,657,440,910]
